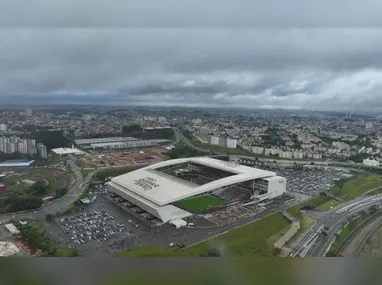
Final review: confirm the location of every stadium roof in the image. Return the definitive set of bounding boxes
[109,157,276,206]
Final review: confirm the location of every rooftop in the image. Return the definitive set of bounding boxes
[51,147,85,155]
[110,157,276,206]
[75,137,138,145]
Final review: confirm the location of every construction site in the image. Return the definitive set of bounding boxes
[77,147,169,168]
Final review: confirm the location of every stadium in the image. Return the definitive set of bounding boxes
[107,157,286,224]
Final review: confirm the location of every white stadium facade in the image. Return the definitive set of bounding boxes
[107,157,286,224]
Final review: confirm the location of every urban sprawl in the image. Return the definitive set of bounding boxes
[1,106,382,259]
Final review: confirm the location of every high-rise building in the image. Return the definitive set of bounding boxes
[226,138,237,149]
[25,108,33,117]
[0,124,6,131]
[0,137,4,153]
[27,139,37,155]
[37,143,48,158]
[210,136,219,145]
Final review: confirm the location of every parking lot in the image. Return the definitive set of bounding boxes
[276,166,344,196]
[58,211,128,246]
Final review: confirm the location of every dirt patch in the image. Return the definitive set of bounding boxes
[15,238,38,255]
[339,214,382,257]
[79,148,168,168]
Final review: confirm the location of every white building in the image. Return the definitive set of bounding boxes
[363,158,380,167]
[4,223,20,235]
[210,136,220,145]
[366,122,373,129]
[107,157,286,223]
[37,143,48,158]
[199,127,209,136]
[192,118,202,125]
[52,146,85,156]
[226,138,237,149]
[0,124,6,131]
[251,146,264,154]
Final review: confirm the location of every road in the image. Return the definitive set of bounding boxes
[289,193,382,257]
[0,158,95,222]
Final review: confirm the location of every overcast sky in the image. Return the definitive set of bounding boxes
[1,0,382,110]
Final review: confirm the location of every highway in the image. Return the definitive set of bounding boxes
[289,194,382,257]
[0,158,95,222]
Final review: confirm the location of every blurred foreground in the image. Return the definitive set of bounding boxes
[1,258,382,285]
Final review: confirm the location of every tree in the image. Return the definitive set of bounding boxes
[122,124,142,133]
[207,248,221,257]
[45,214,54,223]
[55,188,68,198]
[30,180,48,196]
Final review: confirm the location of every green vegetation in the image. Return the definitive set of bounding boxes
[326,206,380,256]
[0,195,42,214]
[81,169,93,178]
[94,166,142,181]
[31,157,68,167]
[330,173,382,201]
[287,194,331,217]
[16,220,79,257]
[122,124,174,140]
[360,224,382,257]
[315,199,342,212]
[7,182,28,193]
[167,144,206,159]
[45,214,55,223]
[0,171,68,213]
[31,130,73,150]
[285,196,334,243]
[118,212,290,257]
[174,195,224,212]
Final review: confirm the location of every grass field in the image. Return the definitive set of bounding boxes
[118,212,291,257]
[286,195,331,218]
[174,195,224,212]
[7,182,28,193]
[5,172,63,195]
[315,199,342,212]
[330,173,382,201]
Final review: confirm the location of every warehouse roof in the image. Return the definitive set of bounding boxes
[51,147,85,155]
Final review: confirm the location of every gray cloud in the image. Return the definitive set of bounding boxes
[1,28,382,110]
[1,0,382,27]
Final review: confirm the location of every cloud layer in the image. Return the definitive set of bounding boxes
[1,28,382,110]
